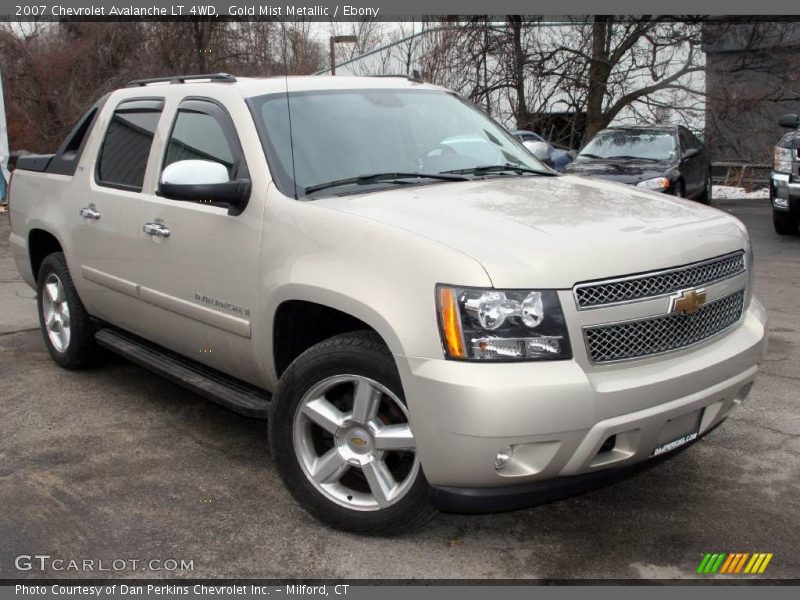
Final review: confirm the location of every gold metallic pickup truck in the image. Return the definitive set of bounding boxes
[7,74,768,534]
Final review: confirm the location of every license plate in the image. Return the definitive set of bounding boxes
[652,431,698,456]
[652,409,702,456]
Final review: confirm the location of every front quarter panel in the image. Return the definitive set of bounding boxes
[255,187,493,388]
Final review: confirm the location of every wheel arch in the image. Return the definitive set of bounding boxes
[271,291,404,379]
[28,228,65,281]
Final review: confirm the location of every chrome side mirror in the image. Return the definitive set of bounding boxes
[159,160,250,215]
[161,160,230,186]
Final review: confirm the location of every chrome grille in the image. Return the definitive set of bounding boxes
[574,252,745,309]
[585,289,745,364]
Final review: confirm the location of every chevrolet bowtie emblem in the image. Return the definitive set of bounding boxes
[350,437,368,446]
[670,288,707,315]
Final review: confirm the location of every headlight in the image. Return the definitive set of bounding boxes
[635,177,671,192]
[774,146,793,174]
[436,286,572,361]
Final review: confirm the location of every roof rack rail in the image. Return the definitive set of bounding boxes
[369,70,424,83]
[126,73,237,88]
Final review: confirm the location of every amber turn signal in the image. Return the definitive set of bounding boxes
[438,287,466,358]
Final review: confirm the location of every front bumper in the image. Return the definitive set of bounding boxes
[770,172,800,213]
[430,421,720,513]
[395,298,768,503]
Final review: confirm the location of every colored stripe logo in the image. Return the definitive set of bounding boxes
[697,552,773,574]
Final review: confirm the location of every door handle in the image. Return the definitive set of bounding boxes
[79,205,101,220]
[143,222,171,238]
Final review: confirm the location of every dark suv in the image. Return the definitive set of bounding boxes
[771,114,800,235]
[564,124,711,203]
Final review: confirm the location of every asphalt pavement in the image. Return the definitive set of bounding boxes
[1,197,798,580]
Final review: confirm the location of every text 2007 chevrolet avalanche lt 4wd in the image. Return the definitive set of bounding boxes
[7,74,768,534]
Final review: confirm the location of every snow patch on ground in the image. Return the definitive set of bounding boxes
[713,185,769,200]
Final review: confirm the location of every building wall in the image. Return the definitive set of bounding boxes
[704,22,800,166]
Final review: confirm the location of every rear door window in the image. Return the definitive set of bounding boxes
[96,99,164,191]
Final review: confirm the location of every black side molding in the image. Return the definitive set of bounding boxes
[95,328,271,419]
[15,154,55,173]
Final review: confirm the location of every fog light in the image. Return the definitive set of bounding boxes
[773,196,789,209]
[494,446,513,470]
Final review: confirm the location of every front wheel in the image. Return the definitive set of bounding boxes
[269,331,435,535]
[773,210,799,235]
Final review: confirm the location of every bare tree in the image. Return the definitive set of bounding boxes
[396,18,707,145]
[579,17,705,137]
[0,21,325,152]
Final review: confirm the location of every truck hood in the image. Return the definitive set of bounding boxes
[315,175,747,289]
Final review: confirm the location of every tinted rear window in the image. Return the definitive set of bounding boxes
[96,105,161,191]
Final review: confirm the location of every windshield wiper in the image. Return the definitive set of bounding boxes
[441,164,554,177]
[606,155,661,162]
[304,172,469,195]
[578,153,602,159]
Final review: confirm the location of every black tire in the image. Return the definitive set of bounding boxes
[36,252,97,369]
[697,172,712,204]
[673,179,686,199]
[269,331,436,535]
[773,210,799,235]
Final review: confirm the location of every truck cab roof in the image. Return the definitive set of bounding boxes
[117,73,444,102]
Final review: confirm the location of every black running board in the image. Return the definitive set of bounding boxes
[95,328,271,419]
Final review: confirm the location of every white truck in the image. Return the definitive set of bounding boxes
[7,74,768,534]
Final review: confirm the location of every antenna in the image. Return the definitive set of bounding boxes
[285,81,298,200]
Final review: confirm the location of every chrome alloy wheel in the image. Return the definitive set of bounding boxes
[292,374,419,511]
[41,273,71,353]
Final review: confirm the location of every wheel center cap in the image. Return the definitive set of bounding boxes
[335,423,375,465]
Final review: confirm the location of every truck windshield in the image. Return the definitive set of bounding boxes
[249,88,549,198]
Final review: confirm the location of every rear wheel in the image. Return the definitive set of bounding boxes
[773,210,799,235]
[36,252,97,369]
[269,331,435,534]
